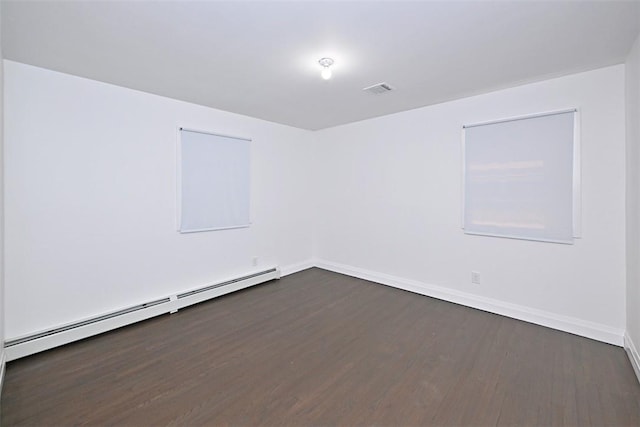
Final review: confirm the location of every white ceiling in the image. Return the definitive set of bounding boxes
[3,1,639,130]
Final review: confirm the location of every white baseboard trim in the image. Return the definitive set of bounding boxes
[314,259,624,346]
[624,332,640,384]
[5,259,625,362]
[280,259,316,277]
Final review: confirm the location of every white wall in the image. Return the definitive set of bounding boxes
[4,61,315,339]
[626,32,640,374]
[0,1,6,375]
[315,65,627,343]
[3,60,630,347]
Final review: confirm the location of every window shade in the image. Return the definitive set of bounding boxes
[463,110,578,244]
[178,129,250,233]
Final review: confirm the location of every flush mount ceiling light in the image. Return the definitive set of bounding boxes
[318,57,334,80]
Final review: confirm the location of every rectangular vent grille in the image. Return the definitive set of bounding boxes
[363,82,394,94]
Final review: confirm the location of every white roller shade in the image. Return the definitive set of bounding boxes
[463,110,578,244]
[178,129,250,233]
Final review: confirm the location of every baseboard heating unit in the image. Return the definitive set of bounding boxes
[5,267,280,361]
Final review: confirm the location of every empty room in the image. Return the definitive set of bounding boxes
[1,0,640,425]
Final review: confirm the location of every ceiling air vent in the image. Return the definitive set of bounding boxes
[363,82,394,95]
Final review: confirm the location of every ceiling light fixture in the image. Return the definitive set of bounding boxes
[318,57,334,80]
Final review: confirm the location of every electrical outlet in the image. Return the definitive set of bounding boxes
[252,256,259,267]
[471,271,481,285]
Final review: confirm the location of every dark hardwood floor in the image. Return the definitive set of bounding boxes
[2,268,640,426]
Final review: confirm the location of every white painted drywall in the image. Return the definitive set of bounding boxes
[626,33,640,365]
[4,61,315,339]
[315,65,626,333]
[3,59,630,346]
[0,2,6,375]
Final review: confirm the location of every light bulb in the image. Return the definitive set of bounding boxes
[318,57,334,80]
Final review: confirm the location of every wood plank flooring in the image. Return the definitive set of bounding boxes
[2,268,640,426]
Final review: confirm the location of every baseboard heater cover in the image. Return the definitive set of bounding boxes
[5,267,280,361]
[177,269,276,299]
[5,298,170,347]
